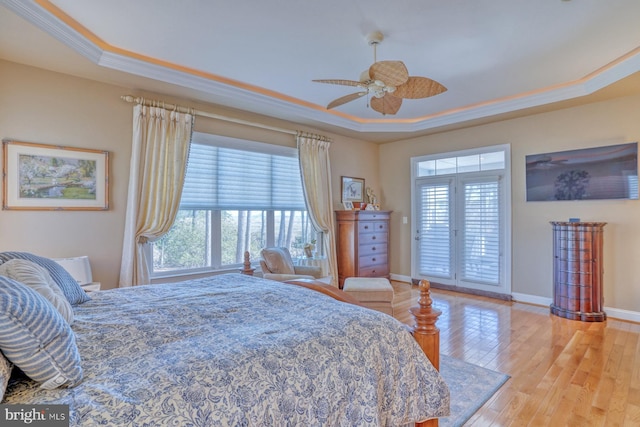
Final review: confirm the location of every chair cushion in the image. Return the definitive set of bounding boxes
[260,247,295,275]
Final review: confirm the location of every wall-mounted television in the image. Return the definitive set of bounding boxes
[526,142,638,201]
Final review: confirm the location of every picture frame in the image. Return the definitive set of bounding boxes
[2,139,109,210]
[341,176,365,203]
[342,201,354,210]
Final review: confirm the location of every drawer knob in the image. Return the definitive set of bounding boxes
[364,225,369,229]
[372,236,376,240]
[372,247,376,251]
[372,258,376,262]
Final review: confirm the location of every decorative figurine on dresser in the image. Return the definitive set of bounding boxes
[550,221,606,322]
[335,210,391,288]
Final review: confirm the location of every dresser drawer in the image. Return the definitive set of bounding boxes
[358,242,387,256]
[359,232,387,245]
[359,253,388,268]
[358,264,390,277]
[358,221,388,234]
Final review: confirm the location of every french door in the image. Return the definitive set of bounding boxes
[411,145,511,295]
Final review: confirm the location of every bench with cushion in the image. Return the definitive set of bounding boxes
[343,277,395,316]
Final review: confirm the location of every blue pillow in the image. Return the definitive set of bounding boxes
[0,252,90,305]
[0,276,83,389]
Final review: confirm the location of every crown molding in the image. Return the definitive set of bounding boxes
[2,0,102,62]
[5,0,640,135]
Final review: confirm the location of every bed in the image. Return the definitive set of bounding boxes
[0,252,449,426]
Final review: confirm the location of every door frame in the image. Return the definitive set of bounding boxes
[410,144,512,295]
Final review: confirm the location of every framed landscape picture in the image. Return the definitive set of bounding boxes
[525,142,638,201]
[2,139,109,210]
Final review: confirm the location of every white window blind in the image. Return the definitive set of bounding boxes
[418,181,452,278]
[461,177,501,284]
[181,138,306,211]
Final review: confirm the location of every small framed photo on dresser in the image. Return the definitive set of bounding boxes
[341,176,365,203]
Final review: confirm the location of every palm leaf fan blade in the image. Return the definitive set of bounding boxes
[369,61,409,87]
[312,79,363,87]
[394,76,447,99]
[370,95,402,116]
[327,92,367,109]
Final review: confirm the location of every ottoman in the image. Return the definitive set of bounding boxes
[343,277,394,316]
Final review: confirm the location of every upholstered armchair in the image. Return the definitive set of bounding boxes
[259,247,322,282]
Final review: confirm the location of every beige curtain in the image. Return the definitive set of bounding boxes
[119,103,194,287]
[297,132,338,287]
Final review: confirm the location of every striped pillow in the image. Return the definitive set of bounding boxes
[0,252,90,305]
[0,351,11,401]
[0,276,83,389]
[0,259,74,324]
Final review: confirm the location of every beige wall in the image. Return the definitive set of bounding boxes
[380,94,640,312]
[6,58,638,315]
[0,60,379,289]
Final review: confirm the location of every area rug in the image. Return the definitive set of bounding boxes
[438,355,510,427]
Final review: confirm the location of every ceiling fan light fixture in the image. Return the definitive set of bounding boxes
[313,30,447,116]
[359,69,371,82]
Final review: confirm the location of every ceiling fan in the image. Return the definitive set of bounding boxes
[313,31,447,116]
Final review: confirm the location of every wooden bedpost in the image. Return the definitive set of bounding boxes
[240,251,255,276]
[411,279,442,427]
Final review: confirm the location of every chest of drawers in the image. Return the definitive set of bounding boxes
[335,210,391,288]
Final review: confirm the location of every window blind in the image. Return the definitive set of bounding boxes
[461,178,501,284]
[418,182,451,278]
[180,137,305,211]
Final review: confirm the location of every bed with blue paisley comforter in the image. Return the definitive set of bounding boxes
[3,273,449,426]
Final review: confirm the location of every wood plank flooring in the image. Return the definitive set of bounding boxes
[391,281,640,426]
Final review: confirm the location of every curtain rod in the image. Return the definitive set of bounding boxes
[121,95,298,136]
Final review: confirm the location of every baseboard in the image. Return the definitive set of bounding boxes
[390,273,412,283]
[511,293,640,323]
[601,307,640,323]
[511,292,552,307]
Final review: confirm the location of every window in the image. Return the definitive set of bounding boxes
[152,133,317,276]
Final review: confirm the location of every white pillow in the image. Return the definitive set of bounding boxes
[0,252,90,306]
[0,259,74,324]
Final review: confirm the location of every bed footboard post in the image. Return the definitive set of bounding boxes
[411,279,442,427]
[410,279,441,369]
[240,251,256,276]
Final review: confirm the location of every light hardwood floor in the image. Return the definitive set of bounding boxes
[391,281,640,427]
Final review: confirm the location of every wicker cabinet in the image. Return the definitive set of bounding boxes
[336,210,391,288]
[550,221,606,322]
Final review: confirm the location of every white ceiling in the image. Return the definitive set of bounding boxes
[2,0,640,142]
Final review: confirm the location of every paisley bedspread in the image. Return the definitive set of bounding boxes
[4,274,449,426]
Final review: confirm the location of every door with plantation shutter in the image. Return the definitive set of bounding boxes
[412,145,510,295]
